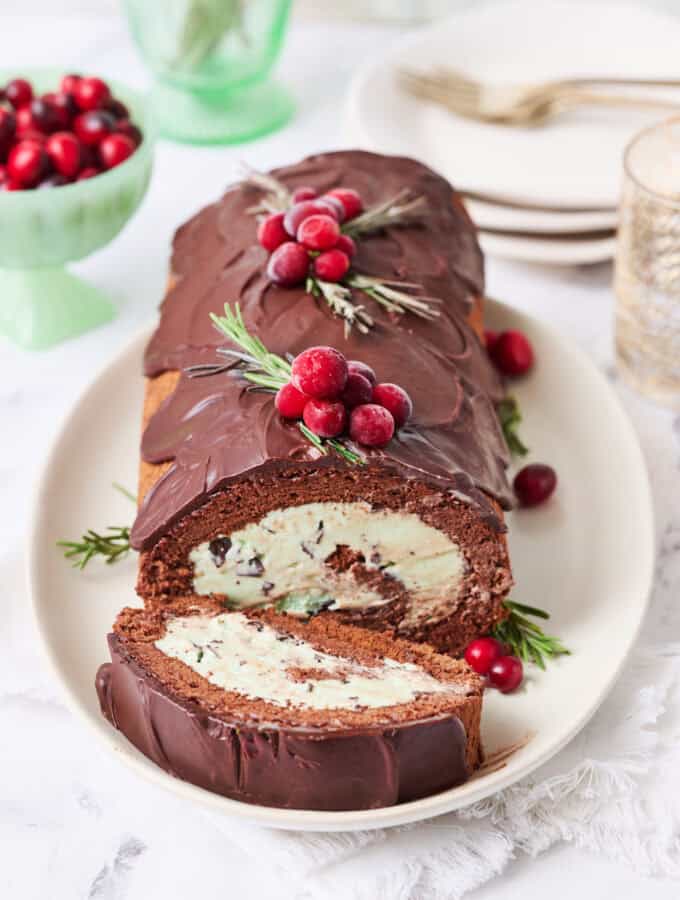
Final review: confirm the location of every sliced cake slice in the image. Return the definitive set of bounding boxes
[97,603,484,811]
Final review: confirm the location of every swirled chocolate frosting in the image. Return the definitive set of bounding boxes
[131,151,512,551]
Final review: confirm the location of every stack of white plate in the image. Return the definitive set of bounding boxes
[344,0,680,265]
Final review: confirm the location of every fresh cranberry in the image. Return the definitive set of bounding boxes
[60,73,82,96]
[489,330,534,376]
[49,92,78,129]
[99,133,135,169]
[5,78,33,110]
[464,637,506,675]
[349,404,395,447]
[513,463,557,508]
[0,108,16,157]
[297,214,340,251]
[303,399,347,438]
[115,119,142,147]
[74,110,116,146]
[15,106,36,135]
[257,212,289,253]
[488,655,524,693]
[0,164,6,186]
[77,166,100,181]
[267,242,309,287]
[313,248,350,282]
[340,372,373,409]
[327,188,363,221]
[7,140,47,187]
[17,128,46,145]
[335,234,357,258]
[27,99,58,133]
[283,200,337,237]
[484,329,500,353]
[347,359,376,385]
[292,346,348,400]
[106,97,129,119]
[46,132,82,178]
[74,77,111,111]
[3,179,23,191]
[319,195,346,222]
[275,382,308,419]
[371,383,413,428]
[37,173,69,189]
[291,186,317,203]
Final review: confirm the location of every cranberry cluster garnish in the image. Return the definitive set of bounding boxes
[0,74,142,191]
[258,186,364,287]
[275,345,412,449]
[464,637,524,693]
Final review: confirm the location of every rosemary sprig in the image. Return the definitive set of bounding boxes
[58,526,131,570]
[208,303,365,465]
[306,276,373,337]
[342,189,428,238]
[497,395,529,457]
[492,600,570,670]
[348,274,441,321]
[242,165,292,215]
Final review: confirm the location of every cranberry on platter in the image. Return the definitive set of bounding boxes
[303,399,347,438]
[349,404,395,448]
[488,655,524,693]
[267,241,310,287]
[489,329,534,376]
[292,346,348,400]
[371,383,413,428]
[513,463,557,508]
[464,637,506,675]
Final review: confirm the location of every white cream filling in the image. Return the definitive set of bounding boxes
[155,612,467,710]
[190,501,465,622]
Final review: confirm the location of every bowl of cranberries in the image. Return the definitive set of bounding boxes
[0,71,153,350]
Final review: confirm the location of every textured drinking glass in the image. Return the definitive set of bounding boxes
[0,70,154,351]
[614,118,680,408]
[123,0,293,144]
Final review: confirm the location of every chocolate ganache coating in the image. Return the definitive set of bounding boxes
[131,151,512,551]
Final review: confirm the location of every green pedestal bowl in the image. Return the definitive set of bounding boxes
[0,71,154,350]
[123,0,293,145]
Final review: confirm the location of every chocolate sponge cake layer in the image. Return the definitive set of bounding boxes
[131,150,514,651]
[96,605,484,811]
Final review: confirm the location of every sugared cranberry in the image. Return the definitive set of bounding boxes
[7,140,47,187]
[291,186,317,203]
[106,98,129,119]
[319,195,346,222]
[37,173,69,189]
[335,234,357,258]
[347,359,376,386]
[77,166,100,180]
[5,78,33,110]
[349,404,395,448]
[267,242,309,287]
[488,655,524,693]
[74,77,110,111]
[464,637,506,675]
[303,399,347,438]
[275,382,308,419]
[297,214,340,251]
[99,133,135,169]
[60,73,82,96]
[292,346,348,400]
[327,187,363,221]
[115,119,142,147]
[313,248,350,282]
[74,110,115,146]
[46,132,82,178]
[371,383,413,428]
[283,200,337,236]
[513,463,557,508]
[489,330,534,376]
[257,212,289,253]
[49,92,78,129]
[341,372,373,409]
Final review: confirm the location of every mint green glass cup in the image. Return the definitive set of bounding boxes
[0,71,154,350]
[123,0,293,144]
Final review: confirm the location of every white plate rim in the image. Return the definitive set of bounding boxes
[27,301,655,832]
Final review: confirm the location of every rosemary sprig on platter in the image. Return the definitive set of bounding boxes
[196,303,365,465]
[492,600,569,670]
[497,395,529,457]
[58,526,131,570]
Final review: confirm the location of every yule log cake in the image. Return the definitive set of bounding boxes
[97,150,515,810]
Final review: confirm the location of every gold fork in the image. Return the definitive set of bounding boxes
[398,67,680,126]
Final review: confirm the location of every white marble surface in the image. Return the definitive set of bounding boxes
[2,9,679,900]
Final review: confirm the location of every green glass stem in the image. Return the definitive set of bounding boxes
[0,267,115,351]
